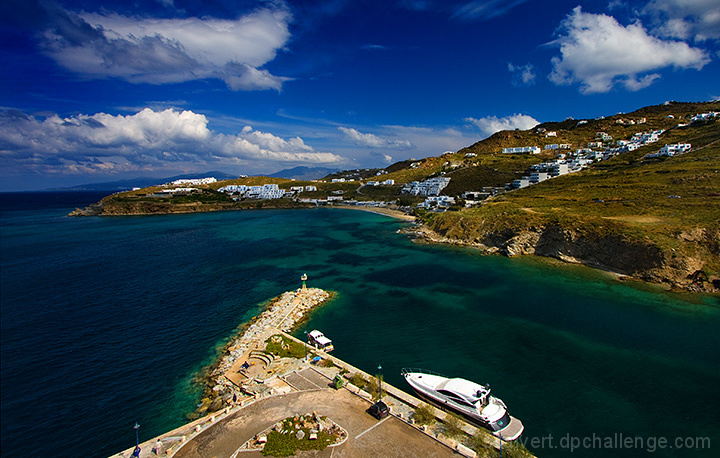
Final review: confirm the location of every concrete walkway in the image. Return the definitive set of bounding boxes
[173,388,455,458]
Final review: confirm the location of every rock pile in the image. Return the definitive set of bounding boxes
[194,288,332,417]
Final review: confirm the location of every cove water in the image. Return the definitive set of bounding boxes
[1,192,718,457]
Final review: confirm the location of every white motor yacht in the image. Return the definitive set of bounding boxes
[401,368,524,440]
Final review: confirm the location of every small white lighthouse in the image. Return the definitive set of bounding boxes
[301,273,308,291]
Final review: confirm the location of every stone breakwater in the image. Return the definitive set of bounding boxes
[195,288,332,417]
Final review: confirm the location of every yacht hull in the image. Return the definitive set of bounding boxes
[402,369,524,441]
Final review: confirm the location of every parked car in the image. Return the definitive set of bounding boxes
[368,400,389,419]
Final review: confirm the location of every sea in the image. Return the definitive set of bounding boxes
[1,191,719,458]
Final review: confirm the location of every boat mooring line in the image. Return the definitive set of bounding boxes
[354,415,391,439]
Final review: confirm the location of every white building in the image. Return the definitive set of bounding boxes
[596,132,612,141]
[691,112,718,123]
[218,185,249,194]
[171,177,217,186]
[158,187,198,194]
[382,179,395,185]
[420,195,455,208]
[462,191,491,201]
[661,143,691,155]
[305,186,317,191]
[512,178,531,189]
[550,163,569,176]
[401,177,451,196]
[258,188,285,199]
[530,172,549,183]
[502,146,541,154]
[631,130,665,145]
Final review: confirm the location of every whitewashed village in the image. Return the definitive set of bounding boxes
[148,110,717,212]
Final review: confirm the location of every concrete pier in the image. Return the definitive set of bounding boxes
[109,288,520,458]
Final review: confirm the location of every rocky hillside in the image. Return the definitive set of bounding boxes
[415,215,718,291]
[414,102,720,292]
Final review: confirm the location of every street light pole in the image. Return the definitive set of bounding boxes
[378,364,382,400]
[133,422,141,457]
[304,330,308,361]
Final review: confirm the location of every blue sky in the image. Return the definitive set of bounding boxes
[1,0,718,190]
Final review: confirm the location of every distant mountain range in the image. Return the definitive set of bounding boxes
[48,167,338,191]
[267,166,339,180]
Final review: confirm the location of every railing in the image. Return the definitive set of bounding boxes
[400,368,448,378]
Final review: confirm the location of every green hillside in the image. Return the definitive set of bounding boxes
[420,102,720,289]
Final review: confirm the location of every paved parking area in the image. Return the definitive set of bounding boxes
[282,368,332,391]
[173,388,455,458]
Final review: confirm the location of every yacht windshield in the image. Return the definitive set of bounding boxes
[490,413,511,431]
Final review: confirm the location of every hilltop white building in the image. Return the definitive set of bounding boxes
[171,177,217,186]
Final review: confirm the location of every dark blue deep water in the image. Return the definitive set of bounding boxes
[1,192,719,457]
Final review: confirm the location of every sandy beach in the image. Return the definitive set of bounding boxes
[332,204,416,221]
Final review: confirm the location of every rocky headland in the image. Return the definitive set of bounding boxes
[405,219,720,294]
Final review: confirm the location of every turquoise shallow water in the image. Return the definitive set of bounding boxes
[1,192,718,457]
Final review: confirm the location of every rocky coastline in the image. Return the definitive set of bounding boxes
[68,199,313,216]
[69,194,717,294]
[404,223,720,294]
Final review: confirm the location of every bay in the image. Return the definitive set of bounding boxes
[1,192,718,457]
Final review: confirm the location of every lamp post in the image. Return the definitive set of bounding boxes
[304,330,308,362]
[132,422,141,457]
[378,364,382,400]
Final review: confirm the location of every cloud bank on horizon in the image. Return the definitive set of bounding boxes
[0,0,718,189]
[0,108,345,176]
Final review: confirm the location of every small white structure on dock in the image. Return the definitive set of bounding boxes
[308,330,334,352]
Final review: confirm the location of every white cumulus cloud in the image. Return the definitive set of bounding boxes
[0,108,345,176]
[338,127,414,149]
[464,114,539,138]
[41,5,293,91]
[548,7,710,94]
[642,0,720,42]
